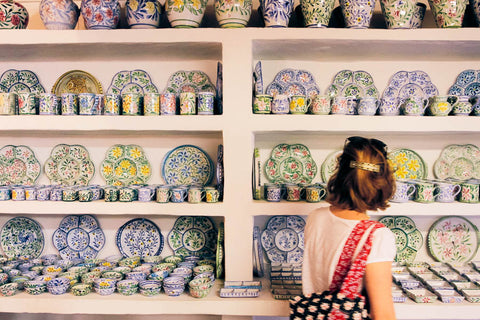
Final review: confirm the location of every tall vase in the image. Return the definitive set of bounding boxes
[80,0,121,29]
[40,0,80,30]
[261,0,295,27]
[300,0,335,27]
[165,0,208,27]
[215,0,252,28]
[428,0,468,27]
[126,0,162,28]
[379,0,416,28]
[0,0,29,29]
[340,0,376,28]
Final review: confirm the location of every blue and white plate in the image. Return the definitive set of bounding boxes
[167,216,217,258]
[216,62,223,114]
[53,215,105,261]
[253,225,264,277]
[106,69,158,95]
[260,215,305,263]
[254,61,264,95]
[382,70,438,102]
[265,68,321,98]
[0,69,46,94]
[448,69,480,96]
[116,218,164,258]
[326,69,379,99]
[161,145,214,186]
[1,217,44,259]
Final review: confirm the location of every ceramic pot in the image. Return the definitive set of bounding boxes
[165,0,208,27]
[126,0,161,28]
[261,0,295,27]
[300,0,335,27]
[410,2,426,27]
[451,95,473,115]
[0,0,28,29]
[340,0,375,28]
[80,0,121,29]
[40,0,80,29]
[380,0,416,28]
[215,0,252,28]
[428,0,468,27]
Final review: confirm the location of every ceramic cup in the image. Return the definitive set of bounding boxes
[390,180,416,203]
[122,93,143,115]
[104,94,121,115]
[36,187,50,201]
[171,187,188,203]
[205,187,219,203]
[62,187,78,202]
[156,186,172,203]
[197,92,215,115]
[379,97,401,116]
[428,0,467,27]
[119,187,138,202]
[0,92,17,115]
[380,0,416,29]
[138,186,155,202]
[143,93,160,116]
[78,93,100,115]
[357,97,378,115]
[160,92,177,115]
[301,0,335,27]
[340,0,375,28]
[434,180,461,203]
[78,188,93,202]
[61,93,78,115]
[305,184,327,202]
[39,93,59,115]
[451,95,473,116]
[285,184,303,201]
[188,187,205,203]
[49,187,62,201]
[0,187,11,201]
[179,92,196,115]
[262,0,294,27]
[265,184,283,202]
[331,96,350,114]
[17,92,38,115]
[24,187,36,201]
[253,94,273,114]
[11,186,25,201]
[401,96,428,116]
[309,95,331,115]
[90,185,103,201]
[414,180,439,203]
[459,181,480,203]
[104,186,119,202]
[289,95,309,114]
[428,95,453,116]
[271,94,290,114]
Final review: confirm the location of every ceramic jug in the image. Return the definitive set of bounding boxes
[400,96,428,116]
[215,0,252,27]
[427,95,453,116]
[40,0,80,29]
[126,0,162,28]
[0,0,28,29]
[81,0,121,29]
[451,95,473,116]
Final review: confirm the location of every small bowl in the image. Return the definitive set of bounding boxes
[0,273,8,285]
[152,263,175,273]
[133,264,152,274]
[47,277,70,295]
[117,285,138,296]
[125,271,147,282]
[142,255,163,264]
[189,277,213,290]
[163,276,185,287]
[193,265,214,275]
[10,276,30,290]
[68,266,89,275]
[0,282,18,297]
[42,264,63,275]
[101,271,124,281]
[112,266,132,275]
[94,286,115,296]
[189,285,211,298]
[148,270,168,281]
[93,278,117,288]
[119,256,141,268]
[71,283,92,296]
[139,280,162,297]
[164,286,185,296]
[163,255,183,265]
[24,280,47,295]
[81,271,101,285]
[116,279,139,289]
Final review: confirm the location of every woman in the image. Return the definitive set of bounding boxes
[302,136,397,320]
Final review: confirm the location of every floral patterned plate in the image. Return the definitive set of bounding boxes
[116,218,164,258]
[320,150,342,183]
[448,69,480,96]
[265,69,321,98]
[106,69,158,95]
[100,144,151,186]
[52,215,105,261]
[1,217,44,259]
[388,148,428,180]
[378,216,423,263]
[0,145,41,186]
[326,69,379,99]
[51,70,103,95]
[260,215,305,263]
[427,216,479,263]
[161,144,214,186]
[381,70,438,105]
[0,69,46,93]
[264,143,317,184]
[433,144,480,181]
[167,216,217,258]
[164,70,215,97]
[44,144,95,186]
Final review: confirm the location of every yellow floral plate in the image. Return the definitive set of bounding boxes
[388,148,427,180]
[51,70,103,96]
[100,144,151,186]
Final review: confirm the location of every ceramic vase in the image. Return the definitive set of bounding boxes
[80,0,121,29]
[214,0,252,28]
[126,0,161,28]
[428,0,468,27]
[340,0,375,28]
[380,0,416,28]
[0,0,29,29]
[40,0,80,29]
[300,0,335,27]
[410,2,426,28]
[261,0,295,27]
[166,0,208,27]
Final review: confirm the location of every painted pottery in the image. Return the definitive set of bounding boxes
[428,0,467,27]
[340,0,376,28]
[215,0,252,27]
[391,180,416,202]
[80,0,121,29]
[271,94,290,114]
[300,0,335,27]
[165,0,208,27]
[17,93,38,115]
[126,0,161,28]
[40,0,80,29]
[428,95,453,116]
[400,96,428,115]
[434,181,461,203]
[0,92,17,115]
[472,96,480,116]
[451,95,473,115]
[410,2,426,28]
[357,97,378,115]
[253,94,272,114]
[309,95,331,114]
[289,95,309,114]
[380,0,416,28]
[0,0,28,29]
[261,0,294,27]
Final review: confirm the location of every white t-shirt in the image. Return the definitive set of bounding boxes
[302,206,396,295]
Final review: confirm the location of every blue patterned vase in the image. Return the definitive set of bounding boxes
[261,0,294,27]
[126,0,162,28]
[0,0,28,29]
[40,0,80,29]
[80,0,120,29]
[340,0,375,28]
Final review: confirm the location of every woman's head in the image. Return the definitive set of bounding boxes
[326,136,395,212]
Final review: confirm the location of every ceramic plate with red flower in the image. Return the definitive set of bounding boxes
[0,145,41,186]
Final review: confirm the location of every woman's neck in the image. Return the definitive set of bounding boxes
[329,206,370,221]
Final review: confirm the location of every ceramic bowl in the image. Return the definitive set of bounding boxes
[117,285,138,296]
[142,255,163,264]
[81,271,101,285]
[197,259,215,267]
[148,270,169,281]
[42,264,63,275]
[91,266,111,273]
[189,277,213,290]
[119,256,141,268]
[152,263,175,273]
[139,280,162,297]
[164,286,185,296]
[0,282,18,297]
[193,272,215,283]
[163,276,185,287]
[133,264,152,274]
[178,261,196,269]
[47,277,70,295]
[116,279,139,289]
[35,275,55,282]
[184,255,201,262]
[68,266,89,275]
[93,277,117,288]
[71,283,92,296]
[0,273,8,285]
[24,280,47,295]
[193,265,214,276]
[125,271,147,282]
[10,276,30,289]
[94,286,115,296]
[112,266,132,275]
[189,285,211,298]
[101,271,124,281]
[7,268,21,278]
[163,255,183,265]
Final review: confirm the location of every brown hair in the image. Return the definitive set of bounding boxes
[326,136,396,212]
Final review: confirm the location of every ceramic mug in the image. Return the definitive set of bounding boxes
[122,93,143,115]
[36,187,51,201]
[78,188,94,202]
[49,187,63,201]
[90,185,103,201]
[331,96,350,114]
[104,186,119,202]
[11,186,25,201]
[271,94,290,114]
[261,0,294,27]
[62,187,78,202]
[179,92,196,115]
[24,187,36,201]
[289,95,309,114]
[78,93,97,115]
[205,187,219,203]
[160,92,177,115]
[286,184,303,201]
[143,93,160,116]
[39,93,59,115]
[0,187,11,201]
[380,0,416,29]
[156,185,172,203]
[171,187,188,203]
[434,180,461,203]
[104,94,121,115]
[197,92,215,115]
[309,95,331,115]
[305,185,327,202]
[253,94,273,114]
[428,95,453,116]
[379,97,400,116]
[17,93,38,115]
[357,97,378,115]
[390,180,416,203]
[459,181,480,203]
[138,186,155,202]
[401,96,428,116]
[414,180,439,203]
[119,187,138,202]
[0,92,17,115]
[451,95,473,116]
[61,93,78,115]
[188,187,205,203]
[265,184,283,202]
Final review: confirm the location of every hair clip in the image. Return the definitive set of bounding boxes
[349,161,381,173]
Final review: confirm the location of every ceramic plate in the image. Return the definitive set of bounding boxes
[44,144,95,186]
[326,69,379,99]
[388,148,428,180]
[253,225,264,277]
[100,144,151,186]
[106,69,158,95]
[0,69,46,94]
[0,145,41,186]
[167,216,217,258]
[265,68,321,98]
[116,218,164,258]
[378,216,423,263]
[433,144,480,181]
[161,145,214,186]
[264,143,317,184]
[52,215,105,261]
[321,150,342,183]
[260,215,305,263]
[381,70,438,104]
[427,216,479,263]
[164,70,216,97]
[216,62,223,115]
[448,69,480,96]
[51,70,103,95]
[1,217,44,259]
[216,222,224,279]
[216,144,224,200]
[254,61,263,95]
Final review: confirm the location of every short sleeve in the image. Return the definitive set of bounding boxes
[366,227,396,264]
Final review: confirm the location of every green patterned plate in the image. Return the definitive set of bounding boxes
[167,216,217,258]
[106,69,158,95]
[433,144,480,181]
[164,70,215,98]
[379,215,423,263]
[320,150,342,183]
[388,148,427,180]
[1,217,44,259]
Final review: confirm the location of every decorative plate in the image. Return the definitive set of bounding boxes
[260,215,305,263]
[265,68,321,98]
[116,218,164,258]
[106,69,159,95]
[52,215,105,261]
[216,222,224,279]
[161,145,214,186]
[378,216,423,263]
[216,62,223,114]
[167,216,217,258]
[433,144,480,181]
[51,70,103,96]
[264,143,317,184]
[164,70,216,97]
[388,148,428,180]
[448,69,480,96]
[254,61,263,95]
[0,69,46,94]
[381,70,438,103]
[44,144,95,186]
[326,70,379,99]
[1,217,44,259]
[0,145,41,186]
[253,225,264,277]
[427,216,479,263]
[320,150,342,183]
[216,144,224,200]
[100,144,152,186]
